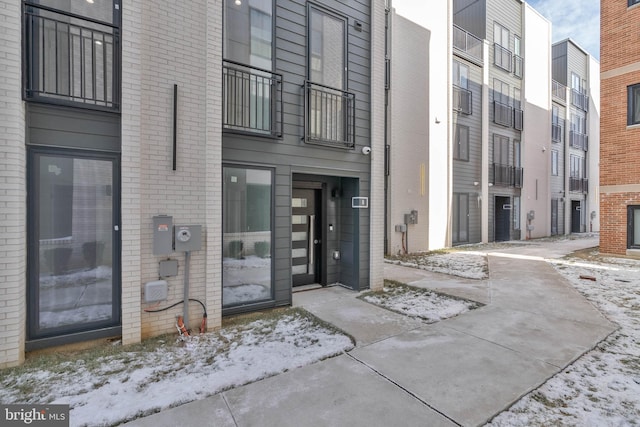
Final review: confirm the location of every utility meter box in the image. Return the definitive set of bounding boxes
[174,225,202,252]
[405,210,418,225]
[153,215,173,255]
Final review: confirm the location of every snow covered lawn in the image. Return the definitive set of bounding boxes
[385,250,489,279]
[0,308,353,427]
[487,250,640,426]
[359,281,483,322]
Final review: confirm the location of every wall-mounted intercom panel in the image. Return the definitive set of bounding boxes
[174,225,202,252]
[153,215,173,255]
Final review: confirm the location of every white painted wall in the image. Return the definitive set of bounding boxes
[522,4,552,238]
[391,0,451,250]
[587,56,600,232]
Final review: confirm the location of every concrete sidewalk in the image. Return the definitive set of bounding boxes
[126,237,616,427]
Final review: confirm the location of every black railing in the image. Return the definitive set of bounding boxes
[491,163,523,187]
[453,85,472,115]
[24,3,119,110]
[514,108,523,131]
[570,131,589,151]
[304,81,356,148]
[223,60,283,137]
[552,123,563,143]
[494,43,512,72]
[513,55,523,78]
[552,80,566,101]
[570,177,589,193]
[453,25,483,62]
[493,100,513,127]
[571,89,589,111]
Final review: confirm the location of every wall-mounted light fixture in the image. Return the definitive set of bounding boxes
[235,0,242,5]
[473,181,479,186]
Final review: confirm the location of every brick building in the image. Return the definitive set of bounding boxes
[600,0,640,257]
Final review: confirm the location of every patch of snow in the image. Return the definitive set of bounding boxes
[386,252,488,279]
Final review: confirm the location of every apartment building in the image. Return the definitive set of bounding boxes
[0,0,384,367]
[600,0,640,258]
[550,39,600,236]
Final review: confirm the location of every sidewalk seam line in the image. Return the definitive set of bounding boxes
[221,392,239,427]
[344,352,463,427]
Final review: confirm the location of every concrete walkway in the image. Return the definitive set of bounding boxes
[126,237,616,427]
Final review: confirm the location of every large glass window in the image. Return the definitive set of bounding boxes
[628,84,640,125]
[309,6,345,89]
[29,150,120,339]
[223,166,273,307]
[629,206,640,249]
[224,0,273,70]
[452,193,469,244]
[453,61,469,89]
[551,150,559,176]
[454,124,469,161]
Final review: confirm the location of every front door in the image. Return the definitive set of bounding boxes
[28,148,120,340]
[571,200,581,233]
[292,188,321,286]
[494,196,511,241]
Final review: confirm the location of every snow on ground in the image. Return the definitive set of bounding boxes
[360,282,482,322]
[0,309,353,427]
[487,252,640,427]
[385,251,489,279]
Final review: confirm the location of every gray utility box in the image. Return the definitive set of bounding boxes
[174,225,202,252]
[153,215,173,255]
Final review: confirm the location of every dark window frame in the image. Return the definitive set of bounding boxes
[627,83,640,125]
[452,193,470,245]
[629,205,640,249]
[454,124,470,161]
[629,0,640,8]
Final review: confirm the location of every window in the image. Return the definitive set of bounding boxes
[493,134,510,165]
[309,6,345,89]
[453,61,469,89]
[571,72,583,93]
[493,23,512,72]
[513,88,523,130]
[452,193,469,244]
[630,0,640,6]
[453,61,472,114]
[570,155,584,178]
[628,84,640,125]
[629,206,640,249]
[494,22,509,49]
[514,36,521,57]
[454,124,469,161]
[494,79,509,105]
[551,150,559,176]
[224,0,273,69]
[571,112,586,134]
[223,166,273,307]
[493,79,512,126]
[551,199,559,235]
[513,35,523,78]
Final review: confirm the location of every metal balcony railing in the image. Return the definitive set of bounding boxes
[570,131,589,151]
[453,85,472,115]
[514,108,524,131]
[571,89,589,111]
[24,3,119,110]
[552,80,566,102]
[513,55,523,78]
[493,101,513,127]
[570,177,589,193]
[493,43,513,72]
[223,60,283,137]
[491,164,523,188]
[304,81,356,148]
[552,123,563,143]
[453,25,483,63]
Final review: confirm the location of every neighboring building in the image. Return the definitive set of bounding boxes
[550,39,600,236]
[0,0,384,367]
[600,0,640,258]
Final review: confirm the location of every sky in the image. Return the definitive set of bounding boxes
[527,0,600,60]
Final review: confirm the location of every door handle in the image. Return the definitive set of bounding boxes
[308,215,315,271]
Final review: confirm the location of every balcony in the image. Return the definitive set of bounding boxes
[493,43,513,72]
[24,3,119,110]
[552,123,564,143]
[571,89,589,111]
[453,85,472,115]
[570,177,589,193]
[223,60,283,137]
[552,80,566,102]
[514,108,523,131]
[491,164,523,188]
[304,81,356,148]
[570,131,589,151]
[453,25,483,63]
[513,55,523,78]
[493,101,513,127]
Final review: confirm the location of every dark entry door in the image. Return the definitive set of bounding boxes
[571,200,581,233]
[292,188,321,286]
[494,196,511,241]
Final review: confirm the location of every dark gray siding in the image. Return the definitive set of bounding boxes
[453,0,487,39]
[552,42,568,85]
[223,0,372,307]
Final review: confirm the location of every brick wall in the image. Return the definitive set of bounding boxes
[0,0,26,368]
[600,0,640,256]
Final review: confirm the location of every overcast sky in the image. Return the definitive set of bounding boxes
[527,0,600,60]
